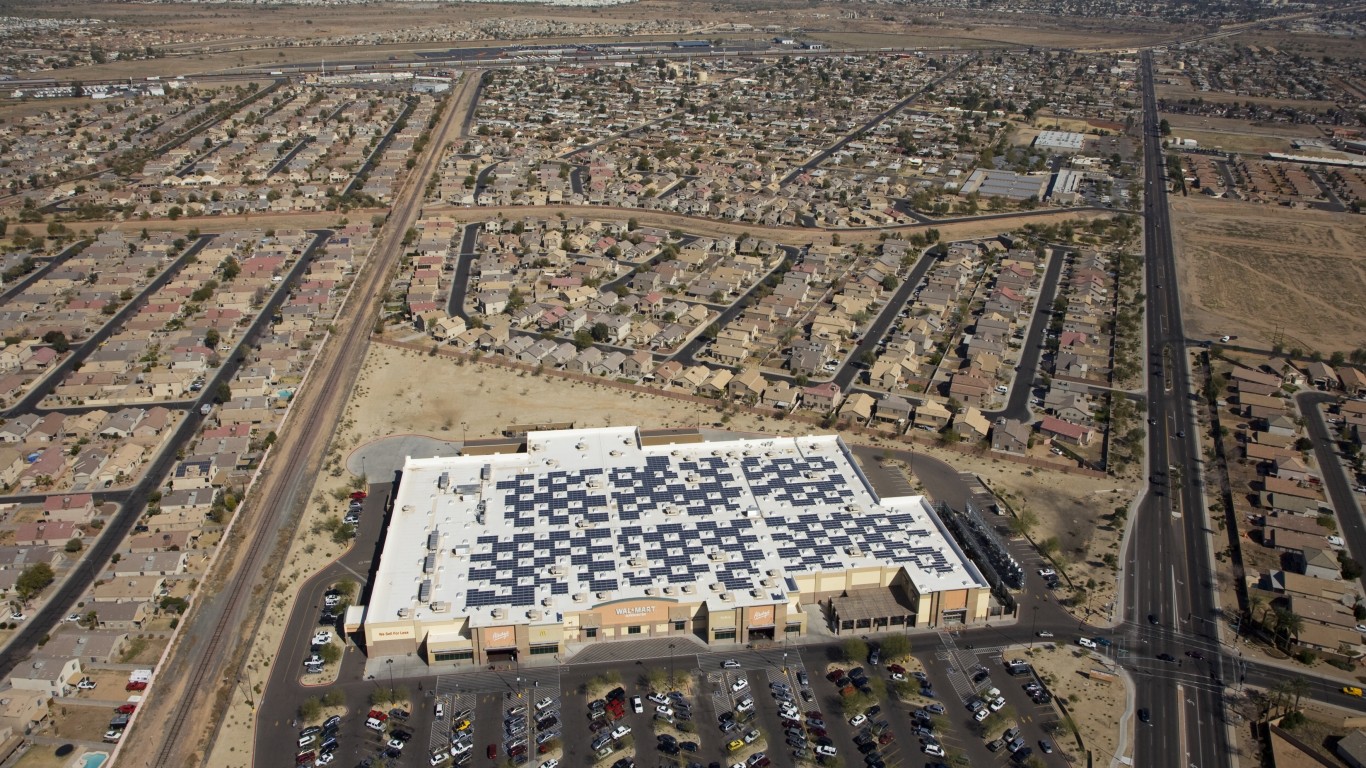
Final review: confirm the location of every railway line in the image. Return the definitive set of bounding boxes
[137,75,473,768]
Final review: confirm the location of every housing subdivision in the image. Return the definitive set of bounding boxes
[354,427,990,665]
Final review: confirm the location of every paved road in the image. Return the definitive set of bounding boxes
[0,234,213,419]
[986,246,1068,423]
[0,230,331,678]
[1297,391,1365,591]
[829,246,938,393]
[1127,50,1228,768]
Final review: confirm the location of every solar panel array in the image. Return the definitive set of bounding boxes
[453,443,968,612]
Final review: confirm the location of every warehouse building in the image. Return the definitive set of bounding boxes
[357,427,989,665]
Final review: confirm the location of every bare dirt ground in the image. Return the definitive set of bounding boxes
[1013,642,1133,766]
[1168,195,1366,353]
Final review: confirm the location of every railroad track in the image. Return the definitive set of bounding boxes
[145,78,470,768]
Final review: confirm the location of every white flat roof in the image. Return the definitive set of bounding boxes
[1034,130,1085,150]
[368,427,986,629]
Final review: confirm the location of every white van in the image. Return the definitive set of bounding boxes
[1078,638,1098,649]
[434,701,444,719]
[297,732,318,748]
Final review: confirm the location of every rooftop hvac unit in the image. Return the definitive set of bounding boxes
[430,601,447,613]
[681,584,696,594]
[418,580,432,602]
[527,609,543,620]
[645,587,659,596]
[397,607,409,618]
[572,592,587,602]
[481,464,492,480]
[423,554,436,574]
[437,472,449,490]
[719,592,734,601]
[427,530,440,551]
[492,607,506,619]
[750,588,763,598]
[846,546,863,557]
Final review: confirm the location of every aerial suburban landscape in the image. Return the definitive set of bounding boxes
[0,1,1362,768]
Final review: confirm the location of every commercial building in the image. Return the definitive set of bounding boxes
[357,427,990,665]
[1033,130,1086,152]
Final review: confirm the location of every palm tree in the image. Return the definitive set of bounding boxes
[1271,609,1303,653]
[1288,677,1310,710]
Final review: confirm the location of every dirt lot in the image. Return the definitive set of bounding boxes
[50,701,117,741]
[1168,195,1366,354]
[1013,643,1132,765]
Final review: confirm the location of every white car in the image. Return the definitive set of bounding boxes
[848,714,867,727]
[974,708,990,722]
[387,738,405,750]
[539,761,559,768]
[317,754,335,766]
[77,678,97,690]
[9,613,24,622]
[722,659,741,669]
[736,696,754,713]
[323,595,341,607]
[1328,536,1345,547]
[814,745,837,757]
[990,696,1006,711]
[655,705,673,718]
[1037,568,1055,578]
[730,678,748,693]
[924,743,945,756]
[535,696,554,712]
[631,696,643,714]
[311,631,332,646]
[434,701,444,719]
[610,725,631,740]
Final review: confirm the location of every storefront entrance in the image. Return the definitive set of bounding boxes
[487,648,518,662]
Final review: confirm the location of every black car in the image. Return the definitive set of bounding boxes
[1138,708,1151,723]
[1148,614,1159,625]
[680,742,698,753]
[1157,653,1177,663]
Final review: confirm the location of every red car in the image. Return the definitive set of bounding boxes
[125,681,147,691]
[826,669,845,682]
[115,704,137,714]
[887,664,905,675]
[350,491,367,500]
[295,752,315,765]
[486,744,497,760]
[368,709,389,722]
[879,732,894,745]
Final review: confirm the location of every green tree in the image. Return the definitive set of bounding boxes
[64,538,83,553]
[159,596,189,614]
[298,697,322,721]
[14,563,55,602]
[878,634,910,662]
[841,637,869,664]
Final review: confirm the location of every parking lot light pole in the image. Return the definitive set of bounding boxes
[385,657,394,695]
[669,643,676,690]
[1030,605,1039,648]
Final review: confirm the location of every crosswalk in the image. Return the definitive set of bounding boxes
[936,629,980,702]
